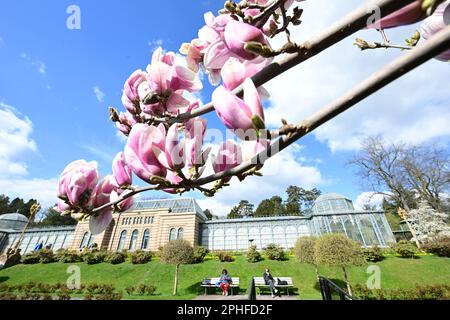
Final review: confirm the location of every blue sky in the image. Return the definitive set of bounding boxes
[1,0,449,216]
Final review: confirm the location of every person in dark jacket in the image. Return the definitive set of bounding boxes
[263,268,279,297]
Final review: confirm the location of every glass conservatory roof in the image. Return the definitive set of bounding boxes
[130,198,204,216]
[312,193,355,215]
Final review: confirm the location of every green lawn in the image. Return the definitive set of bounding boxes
[1,254,449,300]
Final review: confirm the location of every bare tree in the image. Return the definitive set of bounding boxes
[350,137,450,214]
[401,146,450,212]
[349,136,414,211]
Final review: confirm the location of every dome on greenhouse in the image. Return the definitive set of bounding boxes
[0,213,28,230]
[312,193,355,215]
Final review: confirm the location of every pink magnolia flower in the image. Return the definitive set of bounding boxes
[212,140,242,174]
[121,69,146,113]
[58,160,99,207]
[241,139,270,164]
[124,123,167,183]
[152,123,185,171]
[212,78,265,137]
[220,57,271,99]
[88,175,117,235]
[368,0,426,29]
[184,118,211,169]
[224,20,267,61]
[110,189,134,212]
[136,47,202,117]
[163,171,183,194]
[421,1,450,61]
[180,12,230,73]
[116,112,137,136]
[112,151,132,186]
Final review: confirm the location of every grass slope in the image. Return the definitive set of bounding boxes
[1,255,449,300]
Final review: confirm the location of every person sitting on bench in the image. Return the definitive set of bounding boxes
[263,268,279,298]
[218,269,232,296]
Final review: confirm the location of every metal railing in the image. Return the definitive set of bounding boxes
[319,277,354,300]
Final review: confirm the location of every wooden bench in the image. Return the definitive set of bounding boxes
[253,277,294,296]
[200,277,240,295]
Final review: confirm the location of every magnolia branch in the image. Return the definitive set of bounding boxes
[168,0,419,124]
[94,24,450,214]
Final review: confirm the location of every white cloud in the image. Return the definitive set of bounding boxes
[0,178,59,207]
[196,143,325,217]
[20,52,46,75]
[148,39,163,51]
[93,86,105,103]
[81,144,115,164]
[34,61,46,75]
[0,103,37,177]
[354,191,390,210]
[265,0,450,152]
[0,103,57,206]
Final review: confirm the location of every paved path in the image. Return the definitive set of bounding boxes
[194,294,298,300]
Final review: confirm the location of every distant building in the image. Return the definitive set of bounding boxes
[0,193,396,255]
[0,213,75,255]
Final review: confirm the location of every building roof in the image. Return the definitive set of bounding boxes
[312,193,355,215]
[0,213,28,223]
[130,198,207,219]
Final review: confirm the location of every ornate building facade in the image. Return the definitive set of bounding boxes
[0,193,396,255]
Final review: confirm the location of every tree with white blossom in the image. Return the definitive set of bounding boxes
[407,200,450,243]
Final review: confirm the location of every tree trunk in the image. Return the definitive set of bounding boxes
[342,266,352,297]
[314,264,320,282]
[173,264,179,295]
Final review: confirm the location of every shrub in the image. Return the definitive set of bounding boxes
[353,284,450,300]
[192,246,209,263]
[294,236,317,264]
[37,249,56,263]
[135,284,156,296]
[96,292,122,300]
[125,286,135,295]
[215,251,234,262]
[363,245,384,262]
[395,240,418,258]
[0,284,10,293]
[84,251,108,264]
[56,249,82,263]
[315,233,365,296]
[263,244,286,261]
[0,292,17,300]
[246,245,261,263]
[131,250,153,264]
[21,252,40,264]
[160,240,195,265]
[106,252,126,264]
[422,236,450,258]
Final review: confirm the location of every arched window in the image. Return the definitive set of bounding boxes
[117,230,127,250]
[177,228,184,240]
[141,229,150,249]
[169,228,176,241]
[80,232,90,249]
[129,229,139,250]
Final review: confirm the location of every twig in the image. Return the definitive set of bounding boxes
[252,0,287,28]
[355,38,413,50]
